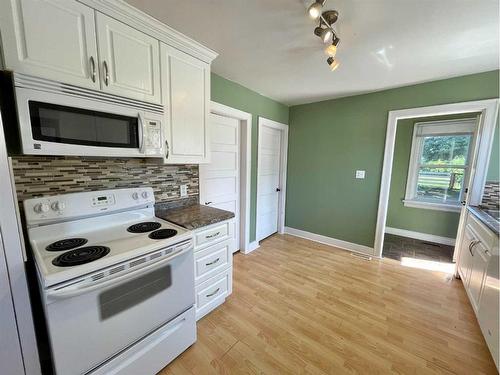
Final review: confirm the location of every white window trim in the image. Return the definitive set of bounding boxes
[403,118,477,211]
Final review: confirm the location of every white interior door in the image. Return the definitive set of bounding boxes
[200,113,240,251]
[257,125,282,241]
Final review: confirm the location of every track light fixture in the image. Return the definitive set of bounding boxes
[324,36,340,57]
[327,57,340,71]
[307,0,326,20]
[307,1,341,71]
[314,26,333,44]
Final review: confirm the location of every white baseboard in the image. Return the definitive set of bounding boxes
[242,241,260,254]
[284,227,375,257]
[385,226,455,246]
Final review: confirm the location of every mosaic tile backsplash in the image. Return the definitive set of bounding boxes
[482,181,500,210]
[11,156,198,203]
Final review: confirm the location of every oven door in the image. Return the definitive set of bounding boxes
[42,245,194,375]
[15,86,154,157]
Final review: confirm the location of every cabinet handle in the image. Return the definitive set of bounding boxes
[206,232,220,239]
[165,139,170,158]
[205,201,213,205]
[205,258,220,266]
[469,240,480,256]
[103,61,109,86]
[205,287,220,298]
[89,56,96,82]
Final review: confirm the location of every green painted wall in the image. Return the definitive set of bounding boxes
[386,113,480,239]
[287,70,499,248]
[210,73,289,242]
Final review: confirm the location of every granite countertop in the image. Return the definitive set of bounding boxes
[155,197,235,230]
[468,206,499,236]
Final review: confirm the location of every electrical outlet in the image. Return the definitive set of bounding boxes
[180,185,188,197]
[355,170,366,179]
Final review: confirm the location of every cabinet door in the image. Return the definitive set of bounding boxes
[457,226,474,285]
[0,0,99,89]
[468,241,490,313]
[161,43,210,164]
[96,13,160,104]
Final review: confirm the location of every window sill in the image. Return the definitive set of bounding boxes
[402,199,462,213]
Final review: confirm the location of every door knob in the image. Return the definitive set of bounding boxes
[276,188,281,192]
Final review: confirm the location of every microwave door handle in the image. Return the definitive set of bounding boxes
[45,245,191,301]
[138,113,146,153]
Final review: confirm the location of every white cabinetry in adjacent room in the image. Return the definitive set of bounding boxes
[0,0,100,89]
[456,210,499,369]
[161,43,210,164]
[95,13,161,103]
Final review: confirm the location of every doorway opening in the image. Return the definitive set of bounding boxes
[374,99,499,274]
[383,114,480,272]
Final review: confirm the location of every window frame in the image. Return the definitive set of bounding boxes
[403,118,477,212]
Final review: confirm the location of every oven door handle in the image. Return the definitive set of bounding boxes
[138,112,146,153]
[46,245,191,301]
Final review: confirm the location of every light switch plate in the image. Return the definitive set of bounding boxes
[180,184,188,197]
[355,170,366,179]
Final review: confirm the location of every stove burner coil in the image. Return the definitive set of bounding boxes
[127,222,162,233]
[46,238,88,252]
[52,246,110,267]
[148,229,178,240]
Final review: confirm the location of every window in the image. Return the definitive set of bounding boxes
[404,118,477,212]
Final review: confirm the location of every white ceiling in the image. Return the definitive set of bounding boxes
[126,0,499,106]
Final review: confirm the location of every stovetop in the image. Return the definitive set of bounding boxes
[27,209,191,287]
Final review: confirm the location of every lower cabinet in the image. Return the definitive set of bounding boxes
[192,219,235,320]
[456,210,499,369]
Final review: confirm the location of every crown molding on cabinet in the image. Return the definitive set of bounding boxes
[78,0,218,64]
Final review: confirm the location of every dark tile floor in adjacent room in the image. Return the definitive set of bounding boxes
[383,233,455,263]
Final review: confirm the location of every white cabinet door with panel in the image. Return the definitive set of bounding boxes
[96,13,161,104]
[468,240,490,312]
[457,224,475,286]
[161,43,210,164]
[0,0,99,89]
[200,114,239,251]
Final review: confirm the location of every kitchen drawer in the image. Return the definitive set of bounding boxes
[194,221,231,250]
[467,213,497,249]
[195,240,232,285]
[195,268,232,320]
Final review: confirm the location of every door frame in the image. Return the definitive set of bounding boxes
[256,117,289,243]
[209,101,253,253]
[373,98,499,259]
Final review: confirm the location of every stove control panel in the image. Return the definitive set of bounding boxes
[24,188,155,227]
[91,194,115,207]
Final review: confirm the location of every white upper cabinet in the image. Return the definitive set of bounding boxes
[95,13,161,104]
[161,43,210,164]
[0,0,99,89]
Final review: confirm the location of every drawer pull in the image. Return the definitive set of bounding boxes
[206,232,220,239]
[205,258,220,266]
[206,287,220,298]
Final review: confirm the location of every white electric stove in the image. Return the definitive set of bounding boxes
[24,188,197,375]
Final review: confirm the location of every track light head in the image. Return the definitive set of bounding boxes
[314,26,333,44]
[327,57,340,71]
[324,36,340,57]
[307,0,325,20]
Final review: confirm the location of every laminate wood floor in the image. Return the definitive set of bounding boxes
[160,234,497,375]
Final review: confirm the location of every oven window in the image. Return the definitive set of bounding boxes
[98,265,172,320]
[29,101,139,148]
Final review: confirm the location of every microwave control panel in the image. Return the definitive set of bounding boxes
[144,118,163,155]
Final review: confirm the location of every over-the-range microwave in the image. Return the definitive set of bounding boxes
[2,72,164,158]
